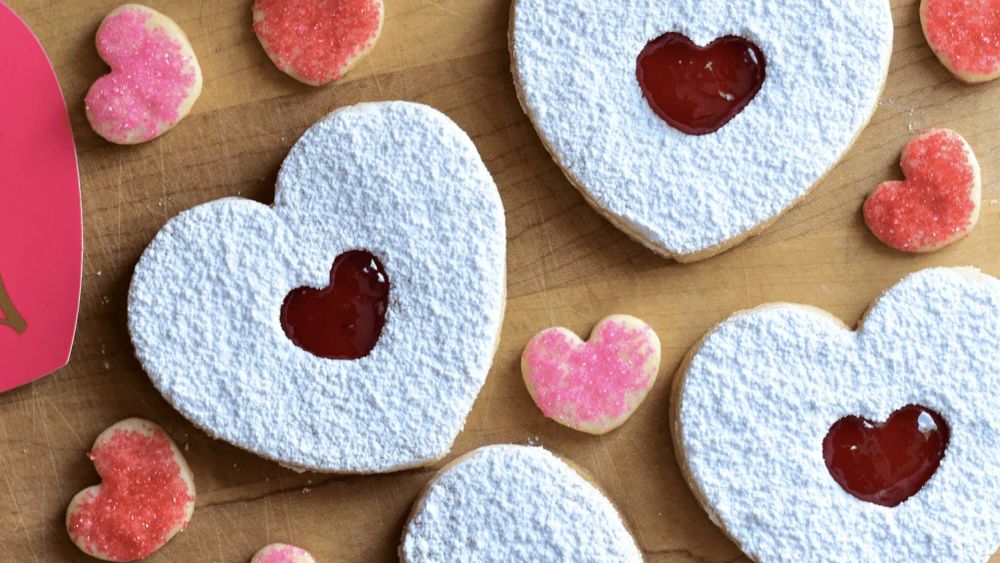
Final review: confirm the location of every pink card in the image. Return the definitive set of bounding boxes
[0,2,83,392]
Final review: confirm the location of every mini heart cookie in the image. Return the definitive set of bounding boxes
[864,128,980,253]
[252,543,316,563]
[921,0,1000,83]
[400,445,642,562]
[510,0,893,261]
[672,267,1000,561]
[0,2,82,392]
[66,418,196,562]
[85,4,203,144]
[252,0,384,86]
[521,315,660,434]
[128,102,506,473]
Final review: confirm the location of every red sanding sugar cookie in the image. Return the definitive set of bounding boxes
[921,0,1000,83]
[252,0,384,86]
[66,419,196,562]
[864,128,980,253]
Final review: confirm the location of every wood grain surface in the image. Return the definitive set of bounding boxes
[1,0,999,561]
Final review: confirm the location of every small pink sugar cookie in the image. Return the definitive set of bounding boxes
[85,4,203,144]
[921,0,1000,83]
[521,315,661,435]
[864,128,980,253]
[252,0,384,86]
[251,543,316,563]
[67,418,196,562]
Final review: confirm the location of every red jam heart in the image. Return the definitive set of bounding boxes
[823,405,949,507]
[636,33,766,135]
[281,250,389,359]
[0,274,27,334]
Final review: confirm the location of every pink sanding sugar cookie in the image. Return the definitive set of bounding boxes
[864,128,981,253]
[251,544,316,563]
[921,0,1000,83]
[521,315,661,435]
[0,3,82,393]
[85,4,203,144]
[66,419,196,562]
[252,0,384,86]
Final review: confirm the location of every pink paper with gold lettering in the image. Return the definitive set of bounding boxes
[0,3,82,391]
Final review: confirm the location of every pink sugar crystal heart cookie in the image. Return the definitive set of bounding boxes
[252,544,316,563]
[66,419,196,562]
[521,315,661,435]
[921,0,1000,83]
[85,4,203,145]
[252,0,384,86]
[864,128,980,253]
[0,2,82,392]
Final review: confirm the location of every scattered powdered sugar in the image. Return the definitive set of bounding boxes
[128,102,507,473]
[400,445,642,562]
[675,267,1000,562]
[511,0,893,258]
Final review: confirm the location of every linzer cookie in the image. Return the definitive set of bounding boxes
[510,0,893,261]
[400,445,642,562]
[672,268,1000,561]
[128,102,506,473]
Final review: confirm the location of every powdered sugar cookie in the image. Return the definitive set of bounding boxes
[672,267,1000,561]
[921,0,1000,83]
[66,418,195,562]
[510,0,893,261]
[864,128,981,253]
[128,102,506,473]
[400,445,642,562]
[252,0,384,86]
[85,4,202,145]
[251,544,316,563]
[521,315,660,435]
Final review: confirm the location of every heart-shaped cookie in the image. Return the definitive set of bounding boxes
[128,102,506,473]
[66,419,196,562]
[0,2,82,392]
[400,445,642,562]
[252,0,384,86]
[85,4,202,144]
[521,315,660,434]
[864,128,980,253]
[921,0,1000,83]
[510,0,893,261]
[252,543,316,563]
[672,267,1000,561]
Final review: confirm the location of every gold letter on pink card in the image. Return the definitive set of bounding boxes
[0,3,82,392]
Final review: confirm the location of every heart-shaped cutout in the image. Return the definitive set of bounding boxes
[864,128,980,253]
[511,0,893,260]
[66,419,196,562]
[672,267,1000,560]
[521,315,660,434]
[0,3,82,392]
[129,102,506,473]
[824,404,949,507]
[252,543,316,563]
[921,0,1000,83]
[252,0,384,86]
[400,445,642,561]
[85,4,203,144]
[637,33,766,135]
[281,249,389,360]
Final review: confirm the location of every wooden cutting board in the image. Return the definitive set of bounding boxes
[1,0,998,561]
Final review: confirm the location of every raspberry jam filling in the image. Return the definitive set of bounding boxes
[281,250,389,359]
[823,404,949,507]
[637,33,766,135]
